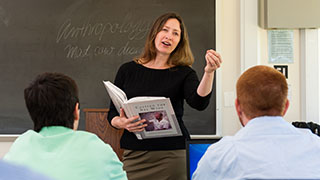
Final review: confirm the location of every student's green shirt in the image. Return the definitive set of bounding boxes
[4,126,127,180]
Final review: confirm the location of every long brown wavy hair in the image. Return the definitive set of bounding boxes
[135,12,194,67]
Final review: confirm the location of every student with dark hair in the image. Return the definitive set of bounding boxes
[107,12,222,180]
[4,72,127,180]
[24,72,79,132]
[193,66,320,180]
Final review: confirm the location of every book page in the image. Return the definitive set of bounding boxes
[103,81,127,102]
[103,81,128,113]
[127,96,165,103]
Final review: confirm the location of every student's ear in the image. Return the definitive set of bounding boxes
[73,103,80,131]
[282,99,290,116]
[235,98,247,127]
[235,98,242,117]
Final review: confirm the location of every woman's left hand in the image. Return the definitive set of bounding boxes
[204,49,222,73]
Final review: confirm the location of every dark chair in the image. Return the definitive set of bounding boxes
[292,121,320,136]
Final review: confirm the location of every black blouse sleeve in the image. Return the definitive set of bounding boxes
[107,63,127,128]
[183,69,212,111]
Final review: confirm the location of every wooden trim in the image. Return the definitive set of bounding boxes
[83,108,109,112]
[84,108,124,160]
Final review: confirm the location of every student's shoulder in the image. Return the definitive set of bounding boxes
[204,136,239,162]
[74,131,113,149]
[13,130,40,142]
[207,136,235,151]
[198,137,239,174]
[74,131,120,161]
[74,130,104,142]
[195,137,241,180]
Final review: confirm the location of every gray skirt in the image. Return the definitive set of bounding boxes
[123,149,187,180]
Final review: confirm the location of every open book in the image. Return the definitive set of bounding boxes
[103,81,182,140]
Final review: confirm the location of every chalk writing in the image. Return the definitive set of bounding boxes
[0,6,9,27]
[117,41,143,56]
[57,16,149,59]
[65,44,91,59]
[94,46,115,56]
[56,17,150,43]
[64,42,143,59]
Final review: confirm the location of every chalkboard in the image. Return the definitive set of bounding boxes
[0,0,216,135]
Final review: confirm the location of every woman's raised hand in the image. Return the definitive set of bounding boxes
[204,49,222,73]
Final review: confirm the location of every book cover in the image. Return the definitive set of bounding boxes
[103,81,182,140]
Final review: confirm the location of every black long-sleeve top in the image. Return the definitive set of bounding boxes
[107,61,212,150]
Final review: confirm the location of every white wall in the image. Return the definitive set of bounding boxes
[0,137,16,158]
[219,0,241,136]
